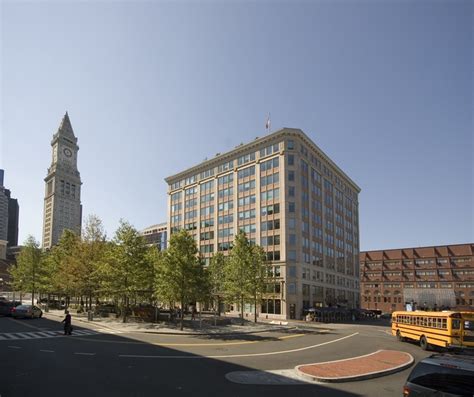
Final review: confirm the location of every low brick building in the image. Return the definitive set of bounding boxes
[360,243,474,313]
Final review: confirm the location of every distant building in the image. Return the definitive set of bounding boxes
[165,128,361,320]
[5,189,19,247]
[0,258,12,293]
[360,243,474,312]
[42,113,83,249]
[0,170,9,243]
[6,245,22,261]
[141,223,167,251]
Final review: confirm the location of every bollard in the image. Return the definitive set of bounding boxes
[87,310,93,321]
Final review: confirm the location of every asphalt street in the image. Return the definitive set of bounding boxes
[0,315,432,397]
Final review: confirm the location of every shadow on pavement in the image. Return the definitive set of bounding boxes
[0,316,362,397]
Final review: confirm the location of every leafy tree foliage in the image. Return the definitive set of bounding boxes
[79,215,107,309]
[207,252,226,315]
[97,220,153,322]
[154,230,208,330]
[223,230,270,323]
[8,236,42,302]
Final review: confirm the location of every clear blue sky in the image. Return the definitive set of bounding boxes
[1,0,472,251]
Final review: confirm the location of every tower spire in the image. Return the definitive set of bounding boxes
[57,111,76,138]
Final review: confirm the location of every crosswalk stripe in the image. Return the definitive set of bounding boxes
[44,331,60,336]
[23,332,42,339]
[73,330,91,335]
[2,334,17,339]
[12,333,29,339]
[0,328,123,341]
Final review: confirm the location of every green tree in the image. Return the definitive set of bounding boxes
[8,236,42,303]
[98,220,152,322]
[224,230,270,323]
[208,252,226,315]
[154,229,207,330]
[248,244,269,323]
[48,229,82,303]
[79,214,107,309]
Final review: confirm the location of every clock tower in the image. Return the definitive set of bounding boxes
[42,112,82,249]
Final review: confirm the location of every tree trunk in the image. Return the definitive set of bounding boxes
[180,299,184,331]
[122,295,128,323]
[254,291,257,323]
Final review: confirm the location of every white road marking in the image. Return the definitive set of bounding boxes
[226,369,308,384]
[23,332,43,339]
[0,328,120,341]
[37,332,54,337]
[119,332,359,359]
[8,345,21,349]
[74,352,96,356]
[40,349,55,353]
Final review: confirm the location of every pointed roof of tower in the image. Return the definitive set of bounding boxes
[57,111,76,138]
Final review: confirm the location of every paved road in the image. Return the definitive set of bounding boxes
[0,316,431,397]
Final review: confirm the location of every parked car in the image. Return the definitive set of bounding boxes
[94,303,118,317]
[132,304,155,320]
[38,298,65,309]
[11,305,43,319]
[0,301,22,316]
[403,353,474,396]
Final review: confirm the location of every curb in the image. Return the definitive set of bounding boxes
[295,350,414,383]
[44,312,296,336]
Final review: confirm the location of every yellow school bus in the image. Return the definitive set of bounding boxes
[391,310,474,350]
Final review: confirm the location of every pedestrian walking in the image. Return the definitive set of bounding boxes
[62,310,73,335]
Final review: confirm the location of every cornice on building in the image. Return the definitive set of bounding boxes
[360,243,474,260]
[164,127,360,193]
[141,222,168,234]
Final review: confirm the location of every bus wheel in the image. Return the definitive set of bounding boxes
[396,330,404,342]
[420,336,429,351]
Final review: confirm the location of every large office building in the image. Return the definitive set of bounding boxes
[360,243,474,313]
[42,113,82,249]
[165,128,361,320]
[141,222,168,251]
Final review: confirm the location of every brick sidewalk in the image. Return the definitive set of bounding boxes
[296,350,414,382]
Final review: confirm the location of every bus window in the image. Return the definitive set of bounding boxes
[452,319,461,329]
[442,319,447,329]
[464,320,474,330]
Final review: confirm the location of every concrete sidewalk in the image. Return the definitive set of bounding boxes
[296,350,414,382]
[44,310,300,336]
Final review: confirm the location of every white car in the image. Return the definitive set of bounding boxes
[11,304,43,319]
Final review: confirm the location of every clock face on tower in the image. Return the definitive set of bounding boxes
[63,148,72,158]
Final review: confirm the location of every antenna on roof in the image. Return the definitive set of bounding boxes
[265,113,271,133]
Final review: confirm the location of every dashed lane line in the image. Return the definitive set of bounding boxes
[74,352,96,356]
[118,332,359,359]
[40,350,55,353]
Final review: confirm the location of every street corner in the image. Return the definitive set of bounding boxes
[295,349,414,383]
